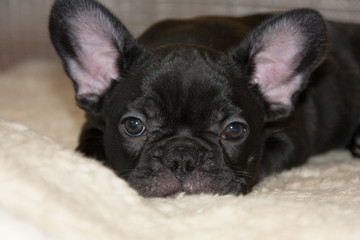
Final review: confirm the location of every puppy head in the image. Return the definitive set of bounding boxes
[49,0,327,197]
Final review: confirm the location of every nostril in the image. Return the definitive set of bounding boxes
[169,161,178,171]
[185,159,195,172]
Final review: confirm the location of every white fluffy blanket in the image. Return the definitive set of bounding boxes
[1,61,360,240]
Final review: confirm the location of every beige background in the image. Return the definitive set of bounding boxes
[0,0,360,70]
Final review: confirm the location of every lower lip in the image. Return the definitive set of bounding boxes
[167,191,184,198]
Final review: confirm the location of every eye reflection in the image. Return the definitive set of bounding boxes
[221,122,247,141]
[123,118,146,137]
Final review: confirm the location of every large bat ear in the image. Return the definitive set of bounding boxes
[233,9,327,121]
[49,0,140,112]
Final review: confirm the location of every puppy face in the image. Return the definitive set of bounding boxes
[102,47,265,196]
[49,0,327,197]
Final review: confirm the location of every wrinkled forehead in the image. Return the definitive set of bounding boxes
[127,48,241,128]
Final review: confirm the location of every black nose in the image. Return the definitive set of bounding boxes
[161,145,203,181]
[167,153,196,180]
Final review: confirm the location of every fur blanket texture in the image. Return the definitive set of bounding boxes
[0,61,360,240]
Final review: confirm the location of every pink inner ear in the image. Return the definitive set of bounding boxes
[68,12,120,98]
[252,27,304,109]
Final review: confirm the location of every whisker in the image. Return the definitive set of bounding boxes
[234,170,257,181]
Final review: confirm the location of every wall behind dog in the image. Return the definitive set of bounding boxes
[0,0,359,71]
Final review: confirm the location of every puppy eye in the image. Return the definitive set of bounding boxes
[123,118,146,137]
[221,122,247,141]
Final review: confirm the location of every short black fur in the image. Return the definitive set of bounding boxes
[49,0,360,197]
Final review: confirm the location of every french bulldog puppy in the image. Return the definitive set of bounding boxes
[49,0,360,197]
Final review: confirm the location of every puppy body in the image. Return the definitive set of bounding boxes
[138,16,360,173]
[50,0,360,197]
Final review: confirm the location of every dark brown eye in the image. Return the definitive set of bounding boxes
[123,118,146,137]
[221,122,247,141]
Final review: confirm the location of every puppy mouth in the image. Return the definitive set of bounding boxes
[128,169,241,198]
[165,178,203,198]
[150,178,198,198]
[127,145,249,197]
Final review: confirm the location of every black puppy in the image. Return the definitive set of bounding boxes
[49,0,360,197]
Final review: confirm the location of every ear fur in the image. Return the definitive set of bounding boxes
[49,0,140,112]
[235,9,328,121]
